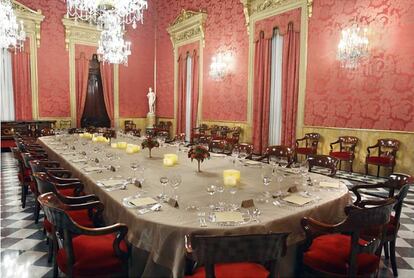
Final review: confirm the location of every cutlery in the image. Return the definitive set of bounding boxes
[137,203,162,215]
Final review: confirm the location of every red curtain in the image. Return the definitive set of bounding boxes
[75,53,89,127]
[176,54,187,134]
[100,63,114,127]
[12,48,32,120]
[252,32,272,154]
[190,49,199,130]
[281,23,300,146]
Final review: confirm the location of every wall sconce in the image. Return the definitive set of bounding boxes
[209,52,232,80]
[337,26,369,69]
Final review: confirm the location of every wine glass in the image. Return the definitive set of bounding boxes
[261,169,273,199]
[130,162,139,182]
[231,148,239,165]
[159,176,169,201]
[228,187,238,210]
[169,175,182,201]
[206,184,216,210]
[216,184,225,209]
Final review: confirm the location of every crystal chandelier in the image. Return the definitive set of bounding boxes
[209,53,232,81]
[337,26,369,69]
[0,0,26,50]
[97,12,131,65]
[66,0,148,29]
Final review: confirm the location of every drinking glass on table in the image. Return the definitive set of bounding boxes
[169,175,182,201]
[159,176,169,201]
[206,184,217,210]
[261,169,273,199]
[216,184,225,209]
[239,149,248,162]
[228,187,238,210]
[231,148,239,165]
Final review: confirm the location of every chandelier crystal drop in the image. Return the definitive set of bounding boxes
[337,26,369,69]
[66,0,148,29]
[0,0,26,50]
[97,12,131,65]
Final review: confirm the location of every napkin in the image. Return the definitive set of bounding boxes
[211,153,227,157]
[129,197,158,207]
[319,181,340,188]
[83,166,105,172]
[215,212,244,222]
[71,158,87,163]
[99,179,126,187]
[243,160,261,166]
[283,194,313,206]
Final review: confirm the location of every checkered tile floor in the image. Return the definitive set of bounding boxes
[1,153,413,277]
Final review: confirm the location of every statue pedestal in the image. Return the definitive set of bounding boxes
[146,113,156,128]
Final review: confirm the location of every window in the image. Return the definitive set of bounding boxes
[185,55,193,142]
[268,29,283,145]
[0,49,15,121]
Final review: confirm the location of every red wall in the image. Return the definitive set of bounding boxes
[155,0,248,121]
[20,0,70,117]
[18,0,155,119]
[304,0,414,131]
[119,4,156,118]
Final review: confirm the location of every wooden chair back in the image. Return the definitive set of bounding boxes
[377,139,399,158]
[233,143,253,159]
[186,232,289,278]
[209,140,227,154]
[296,133,320,149]
[263,145,294,165]
[308,155,339,176]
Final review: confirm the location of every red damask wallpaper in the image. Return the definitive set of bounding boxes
[119,5,156,117]
[19,0,70,117]
[304,0,414,131]
[155,0,249,121]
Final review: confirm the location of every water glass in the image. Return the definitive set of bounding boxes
[206,184,216,210]
[159,176,169,201]
[169,175,182,201]
[261,170,272,198]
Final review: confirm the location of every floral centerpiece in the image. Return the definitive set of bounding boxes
[188,145,210,172]
[141,137,159,158]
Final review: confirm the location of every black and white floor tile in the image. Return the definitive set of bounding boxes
[1,152,413,277]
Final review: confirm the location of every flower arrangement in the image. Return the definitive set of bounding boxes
[141,137,160,158]
[188,145,210,172]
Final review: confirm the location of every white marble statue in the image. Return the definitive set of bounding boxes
[147,87,156,114]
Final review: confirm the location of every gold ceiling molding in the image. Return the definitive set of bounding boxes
[167,9,207,48]
[240,0,313,31]
[62,16,101,51]
[12,0,44,48]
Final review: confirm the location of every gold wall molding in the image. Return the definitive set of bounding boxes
[167,10,207,136]
[303,126,414,176]
[62,16,119,128]
[240,0,313,32]
[167,9,207,48]
[13,1,45,120]
[245,0,309,143]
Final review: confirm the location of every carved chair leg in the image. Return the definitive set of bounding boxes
[349,160,353,173]
[47,237,53,263]
[34,200,40,224]
[391,165,395,174]
[377,165,380,177]
[339,161,342,171]
[365,163,369,175]
[21,184,28,208]
[384,242,389,260]
[390,239,398,277]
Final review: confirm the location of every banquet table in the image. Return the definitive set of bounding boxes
[38,134,351,278]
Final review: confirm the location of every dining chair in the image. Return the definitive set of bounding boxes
[365,139,400,177]
[185,232,289,278]
[232,143,254,160]
[350,173,413,276]
[21,152,48,213]
[329,136,359,172]
[301,198,396,277]
[39,192,129,278]
[192,124,209,143]
[208,140,228,154]
[308,154,339,177]
[258,145,294,166]
[295,133,320,162]
[124,120,136,132]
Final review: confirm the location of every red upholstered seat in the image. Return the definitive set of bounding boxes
[185,262,269,278]
[366,156,394,165]
[57,234,128,277]
[296,147,314,155]
[44,210,94,233]
[303,234,380,276]
[58,188,76,197]
[330,151,353,160]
